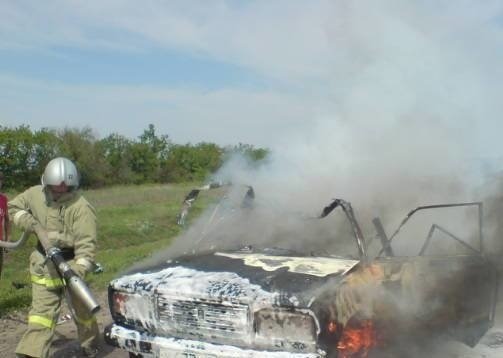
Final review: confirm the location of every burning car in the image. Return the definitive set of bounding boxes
[104,185,498,357]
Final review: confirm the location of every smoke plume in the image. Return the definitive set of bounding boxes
[131,0,503,268]
[126,3,503,355]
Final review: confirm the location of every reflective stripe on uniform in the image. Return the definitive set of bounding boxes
[13,210,29,226]
[28,315,55,329]
[31,274,64,288]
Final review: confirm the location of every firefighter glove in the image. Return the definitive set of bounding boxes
[70,262,88,279]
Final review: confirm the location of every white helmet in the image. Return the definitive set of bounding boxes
[41,157,79,188]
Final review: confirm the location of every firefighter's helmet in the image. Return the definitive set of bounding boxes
[41,157,79,188]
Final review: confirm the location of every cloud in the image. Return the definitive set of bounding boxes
[1,1,335,82]
[0,73,319,145]
[2,1,502,81]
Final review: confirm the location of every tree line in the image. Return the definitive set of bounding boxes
[0,124,269,190]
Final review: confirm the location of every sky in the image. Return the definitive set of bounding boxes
[1,0,503,179]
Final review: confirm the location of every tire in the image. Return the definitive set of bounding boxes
[129,353,143,358]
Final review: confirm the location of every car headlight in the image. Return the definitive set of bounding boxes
[109,288,156,329]
[110,290,131,318]
[254,308,318,352]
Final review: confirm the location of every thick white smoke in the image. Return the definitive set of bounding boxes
[141,0,503,262]
[204,1,503,257]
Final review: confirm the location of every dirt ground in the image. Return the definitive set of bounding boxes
[1,289,503,358]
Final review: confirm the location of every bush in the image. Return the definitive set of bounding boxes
[0,124,269,189]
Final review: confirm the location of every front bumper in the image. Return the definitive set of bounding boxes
[104,324,324,358]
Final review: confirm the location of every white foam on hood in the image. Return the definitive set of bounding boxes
[113,266,278,304]
[216,252,359,277]
[110,265,288,329]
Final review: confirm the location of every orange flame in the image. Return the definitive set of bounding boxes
[337,320,377,358]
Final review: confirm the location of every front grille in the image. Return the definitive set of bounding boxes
[157,295,250,343]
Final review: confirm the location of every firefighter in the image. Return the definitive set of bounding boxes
[9,157,99,358]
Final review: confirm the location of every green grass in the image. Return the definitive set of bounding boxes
[0,182,221,316]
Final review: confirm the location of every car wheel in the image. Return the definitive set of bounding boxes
[129,353,143,358]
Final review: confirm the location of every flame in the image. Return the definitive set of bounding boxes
[337,319,377,358]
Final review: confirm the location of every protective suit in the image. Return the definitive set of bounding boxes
[9,158,99,358]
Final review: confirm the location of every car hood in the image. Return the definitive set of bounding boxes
[111,250,359,307]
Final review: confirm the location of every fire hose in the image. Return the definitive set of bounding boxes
[0,228,100,315]
[0,231,30,279]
